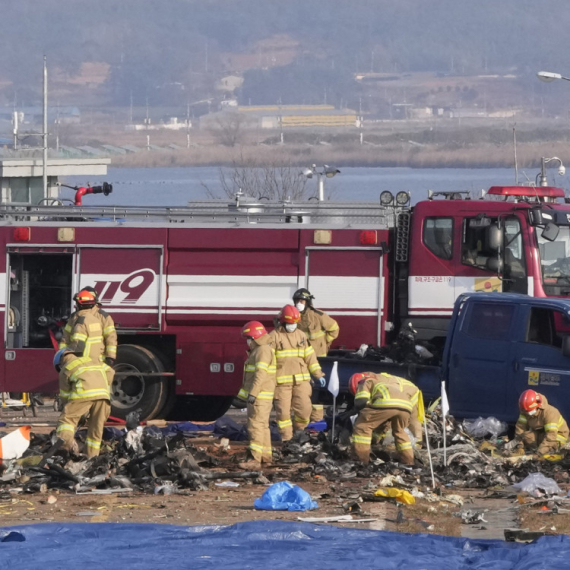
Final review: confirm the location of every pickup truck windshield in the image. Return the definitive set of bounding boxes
[538,227,570,284]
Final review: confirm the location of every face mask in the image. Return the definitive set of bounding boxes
[285,323,297,333]
[246,338,254,348]
[527,409,537,416]
[296,302,306,312]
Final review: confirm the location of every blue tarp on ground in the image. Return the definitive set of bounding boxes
[0,520,570,570]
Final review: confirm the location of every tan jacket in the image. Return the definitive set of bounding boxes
[237,334,276,400]
[60,306,117,361]
[269,326,323,384]
[298,307,339,357]
[515,395,569,454]
[59,353,112,403]
[355,373,420,426]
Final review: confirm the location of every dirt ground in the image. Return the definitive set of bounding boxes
[0,401,568,540]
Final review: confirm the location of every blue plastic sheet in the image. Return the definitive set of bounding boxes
[254,481,318,511]
[1,520,570,570]
[306,420,327,431]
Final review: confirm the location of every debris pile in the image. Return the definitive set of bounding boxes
[0,408,568,500]
[0,425,264,496]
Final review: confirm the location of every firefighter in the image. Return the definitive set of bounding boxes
[236,321,276,469]
[510,389,569,457]
[60,287,117,372]
[346,372,416,465]
[293,288,339,423]
[53,348,112,457]
[269,305,326,441]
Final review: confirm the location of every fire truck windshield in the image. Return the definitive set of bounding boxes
[538,227,570,284]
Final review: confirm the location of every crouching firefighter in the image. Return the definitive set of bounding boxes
[53,348,112,457]
[345,372,421,465]
[509,389,569,457]
[237,321,276,469]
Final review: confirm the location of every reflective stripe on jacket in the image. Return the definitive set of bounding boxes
[237,334,276,400]
[355,374,414,413]
[59,306,117,361]
[59,353,111,402]
[269,327,323,384]
[298,308,339,357]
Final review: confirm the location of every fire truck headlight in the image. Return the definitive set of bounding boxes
[396,191,410,206]
[380,191,394,206]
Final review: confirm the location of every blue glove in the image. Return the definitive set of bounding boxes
[316,376,326,388]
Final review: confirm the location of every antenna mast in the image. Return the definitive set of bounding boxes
[43,55,48,197]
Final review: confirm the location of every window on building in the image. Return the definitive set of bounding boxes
[423,218,453,260]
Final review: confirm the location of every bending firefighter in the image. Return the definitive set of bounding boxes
[60,287,117,373]
[237,321,276,469]
[510,390,569,457]
[346,372,424,465]
[293,288,339,423]
[269,305,325,441]
[53,348,112,457]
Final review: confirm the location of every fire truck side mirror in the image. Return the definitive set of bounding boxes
[486,256,503,274]
[528,208,544,226]
[541,222,560,242]
[484,224,503,252]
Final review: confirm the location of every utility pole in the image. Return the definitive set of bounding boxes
[43,55,48,198]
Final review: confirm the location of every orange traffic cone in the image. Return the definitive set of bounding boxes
[0,426,31,462]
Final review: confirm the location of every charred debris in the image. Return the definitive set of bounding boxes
[0,409,567,498]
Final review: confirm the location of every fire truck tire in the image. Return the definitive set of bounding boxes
[111,344,168,421]
[165,395,234,422]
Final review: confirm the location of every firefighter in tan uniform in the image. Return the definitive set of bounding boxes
[512,389,569,456]
[53,348,112,457]
[236,321,276,469]
[293,288,339,423]
[269,305,325,441]
[60,288,117,377]
[347,372,418,465]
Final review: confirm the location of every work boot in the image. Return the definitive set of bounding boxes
[238,459,262,470]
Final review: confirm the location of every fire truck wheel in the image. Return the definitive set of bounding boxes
[111,344,168,421]
[165,395,234,422]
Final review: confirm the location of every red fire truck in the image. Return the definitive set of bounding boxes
[1,183,569,421]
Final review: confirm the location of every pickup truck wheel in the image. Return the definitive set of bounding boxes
[111,344,168,421]
[165,395,233,422]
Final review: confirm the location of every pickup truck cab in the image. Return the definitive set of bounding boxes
[443,293,570,423]
[317,292,570,425]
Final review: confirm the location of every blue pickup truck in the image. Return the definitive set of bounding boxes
[318,293,570,424]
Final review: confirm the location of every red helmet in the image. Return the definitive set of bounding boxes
[519,389,542,413]
[349,372,373,395]
[74,289,97,307]
[241,321,267,340]
[279,304,301,324]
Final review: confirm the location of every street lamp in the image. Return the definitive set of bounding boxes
[301,164,341,201]
[537,71,570,83]
[538,156,565,187]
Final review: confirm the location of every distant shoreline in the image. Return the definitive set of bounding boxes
[107,141,570,170]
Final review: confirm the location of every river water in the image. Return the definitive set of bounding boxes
[61,165,559,207]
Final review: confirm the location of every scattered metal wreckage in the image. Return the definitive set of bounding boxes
[0,407,567,504]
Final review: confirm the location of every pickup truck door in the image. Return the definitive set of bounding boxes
[511,305,570,421]
[447,300,517,421]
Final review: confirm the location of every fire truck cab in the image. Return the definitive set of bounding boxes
[405,185,570,344]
